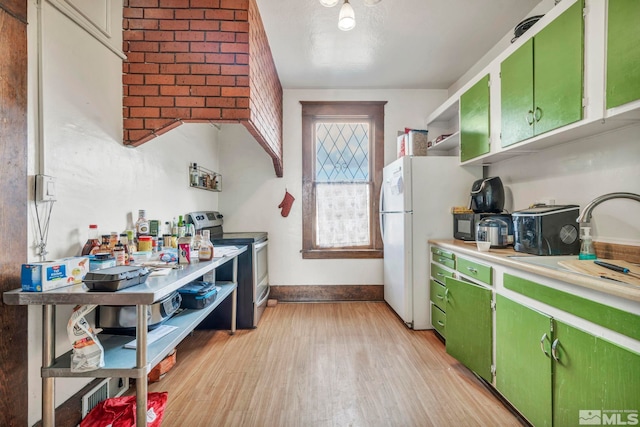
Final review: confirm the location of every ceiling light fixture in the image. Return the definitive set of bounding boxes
[338,0,356,31]
[320,0,382,32]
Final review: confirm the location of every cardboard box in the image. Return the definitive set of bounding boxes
[21,257,89,292]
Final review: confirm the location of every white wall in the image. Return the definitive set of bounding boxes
[219,89,448,286]
[26,2,222,424]
[488,123,640,244]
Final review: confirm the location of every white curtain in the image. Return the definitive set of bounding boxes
[316,183,370,248]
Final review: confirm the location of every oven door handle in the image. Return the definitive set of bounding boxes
[254,240,268,251]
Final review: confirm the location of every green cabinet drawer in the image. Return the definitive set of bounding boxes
[456,256,492,285]
[430,279,446,312]
[431,263,454,284]
[431,304,446,337]
[433,255,455,269]
[431,246,455,260]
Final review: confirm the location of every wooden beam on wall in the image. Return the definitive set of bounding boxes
[0,1,29,425]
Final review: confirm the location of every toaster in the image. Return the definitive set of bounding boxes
[97,291,182,335]
[512,205,580,255]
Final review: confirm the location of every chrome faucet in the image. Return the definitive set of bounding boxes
[577,192,640,223]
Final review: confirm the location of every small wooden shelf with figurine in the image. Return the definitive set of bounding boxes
[189,163,221,192]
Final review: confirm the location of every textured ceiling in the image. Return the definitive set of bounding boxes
[255,0,542,89]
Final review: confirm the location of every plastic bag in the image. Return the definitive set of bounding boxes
[67,304,104,372]
[80,392,168,427]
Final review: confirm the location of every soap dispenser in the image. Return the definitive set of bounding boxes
[578,226,597,260]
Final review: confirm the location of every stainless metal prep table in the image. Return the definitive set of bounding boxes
[3,245,246,427]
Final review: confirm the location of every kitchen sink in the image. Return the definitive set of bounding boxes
[507,255,580,272]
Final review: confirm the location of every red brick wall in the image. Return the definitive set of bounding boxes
[247,0,283,175]
[122,0,283,176]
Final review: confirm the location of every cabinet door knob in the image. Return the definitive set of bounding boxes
[540,333,550,358]
[444,287,449,303]
[551,338,561,362]
[534,106,542,122]
[526,110,534,125]
[467,266,478,274]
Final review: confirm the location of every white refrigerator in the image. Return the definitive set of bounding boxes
[380,156,481,329]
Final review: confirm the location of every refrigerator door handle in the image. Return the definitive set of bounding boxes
[379,186,385,240]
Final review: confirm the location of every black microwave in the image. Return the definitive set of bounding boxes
[453,213,497,241]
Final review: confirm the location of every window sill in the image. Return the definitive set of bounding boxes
[301,249,383,259]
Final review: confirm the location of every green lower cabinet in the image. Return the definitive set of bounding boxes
[495,292,640,427]
[445,277,492,382]
[496,295,553,427]
[553,320,640,427]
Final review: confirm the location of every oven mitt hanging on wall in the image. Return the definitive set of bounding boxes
[278,190,295,217]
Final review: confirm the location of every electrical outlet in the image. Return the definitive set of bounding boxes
[36,174,56,202]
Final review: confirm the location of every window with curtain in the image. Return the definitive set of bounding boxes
[301,101,385,259]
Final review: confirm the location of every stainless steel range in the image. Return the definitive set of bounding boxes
[186,211,269,328]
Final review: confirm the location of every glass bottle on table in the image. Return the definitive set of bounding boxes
[109,232,118,249]
[198,230,214,261]
[98,235,111,254]
[119,233,131,265]
[81,224,100,256]
[135,209,149,239]
[114,242,126,266]
[126,229,137,256]
[191,229,202,262]
[177,215,186,238]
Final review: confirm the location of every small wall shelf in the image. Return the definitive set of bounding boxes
[427,131,460,152]
[190,163,221,192]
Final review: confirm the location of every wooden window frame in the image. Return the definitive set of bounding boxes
[300,101,386,259]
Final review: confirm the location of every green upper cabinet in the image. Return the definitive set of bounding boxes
[501,0,584,147]
[501,39,534,146]
[552,320,640,427]
[460,74,490,162]
[445,276,493,382]
[606,0,640,109]
[496,295,552,427]
[534,0,584,135]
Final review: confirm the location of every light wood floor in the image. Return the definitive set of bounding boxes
[143,302,523,426]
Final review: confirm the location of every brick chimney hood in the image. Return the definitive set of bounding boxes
[123,0,283,176]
